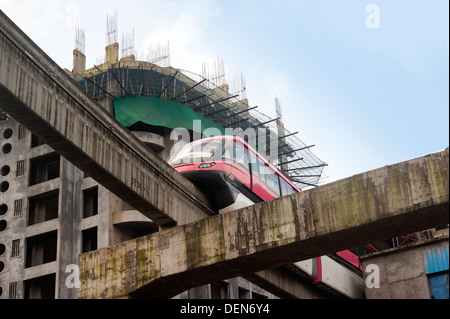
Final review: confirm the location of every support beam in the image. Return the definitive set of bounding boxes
[283,163,328,172]
[158,69,179,98]
[290,179,319,188]
[181,93,207,105]
[194,94,239,111]
[174,78,206,100]
[279,145,315,156]
[252,117,281,128]
[226,117,249,127]
[278,131,298,140]
[78,150,449,298]
[278,157,304,166]
[110,69,128,96]
[288,175,322,178]
[215,105,258,121]
[0,10,213,226]
[83,75,114,98]
[203,106,229,117]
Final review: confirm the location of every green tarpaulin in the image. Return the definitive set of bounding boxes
[114,95,226,134]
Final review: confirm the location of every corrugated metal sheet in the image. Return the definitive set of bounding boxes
[423,242,449,274]
[428,272,449,299]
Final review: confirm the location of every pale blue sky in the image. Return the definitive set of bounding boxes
[1,0,448,184]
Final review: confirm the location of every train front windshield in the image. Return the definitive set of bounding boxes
[168,139,232,166]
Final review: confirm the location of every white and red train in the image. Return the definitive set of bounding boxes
[169,135,372,298]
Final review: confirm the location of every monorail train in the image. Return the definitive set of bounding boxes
[169,135,299,213]
[168,135,368,298]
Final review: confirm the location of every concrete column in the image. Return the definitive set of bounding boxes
[56,158,76,298]
[72,49,86,74]
[188,285,211,299]
[105,43,119,64]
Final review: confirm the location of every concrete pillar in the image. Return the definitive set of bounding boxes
[238,98,249,106]
[56,158,77,299]
[72,49,86,74]
[188,285,211,299]
[105,43,119,64]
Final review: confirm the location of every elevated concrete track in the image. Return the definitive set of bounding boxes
[78,150,449,298]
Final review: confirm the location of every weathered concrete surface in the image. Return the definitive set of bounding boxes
[0,10,212,226]
[78,150,449,298]
[361,236,449,299]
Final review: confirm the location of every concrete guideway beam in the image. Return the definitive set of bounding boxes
[0,10,213,226]
[78,150,449,298]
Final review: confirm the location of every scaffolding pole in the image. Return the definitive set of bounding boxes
[283,163,328,172]
[291,179,319,187]
[158,69,179,98]
[278,131,298,140]
[279,145,315,156]
[182,93,207,105]
[226,117,249,127]
[84,75,114,98]
[217,105,258,120]
[204,106,229,117]
[194,94,239,111]
[109,68,128,95]
[288,174,322,178]
[174,78,207,100]
[252,117,281,128]
[279,157,304,166]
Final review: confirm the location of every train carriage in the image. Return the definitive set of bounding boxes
[169,135,299,213]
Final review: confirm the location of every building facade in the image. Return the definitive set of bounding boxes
[361,235,449,299]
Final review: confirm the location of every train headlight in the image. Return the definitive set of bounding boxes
[198,162,216,169]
